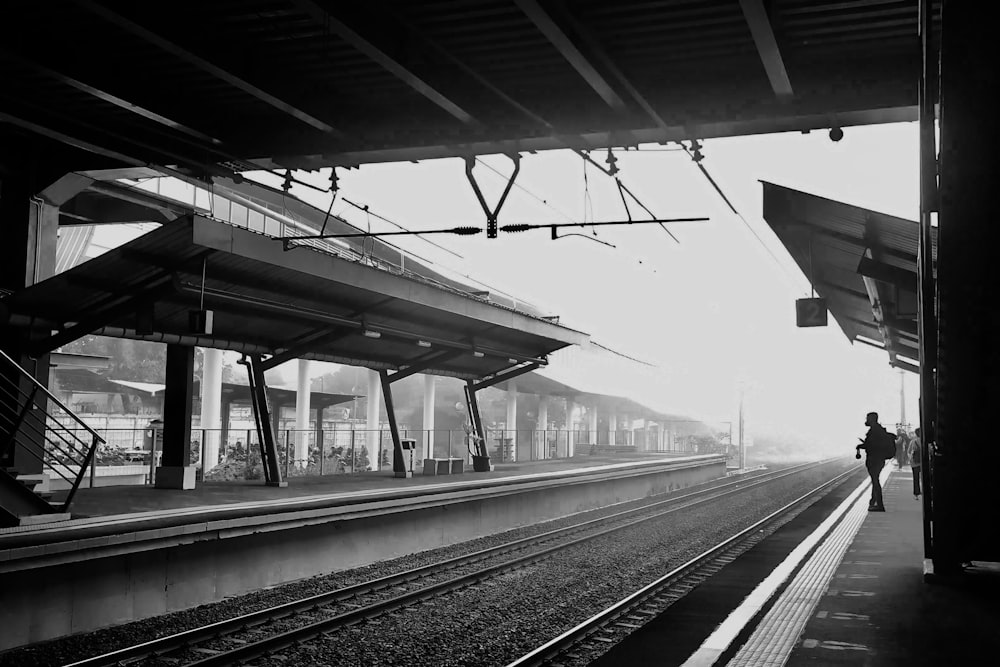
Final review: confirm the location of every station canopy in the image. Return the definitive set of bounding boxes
[761,182,937,374]
[3,214,587,380]
[0,2,938,174]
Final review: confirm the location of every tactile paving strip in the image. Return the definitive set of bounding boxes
[724,467,890,667]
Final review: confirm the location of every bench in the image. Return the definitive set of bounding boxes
[422,458,465,475]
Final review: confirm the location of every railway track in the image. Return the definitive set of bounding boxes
[504,465,860,667]
[63,460,839,667]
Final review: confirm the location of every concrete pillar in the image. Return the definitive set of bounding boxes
[505,381,518,462]
[0,172,60,474]
[199,348,223,471]
[566,399,577,457]
[537,395,549,460]
[588,404,598,447]
[157,344,196,489]
[608,412,618,447]
[295,359,311,467]
[933,4,1000,569]
[422,374,436,461]
[366,368,381,470]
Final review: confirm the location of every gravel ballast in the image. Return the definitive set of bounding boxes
[1,459,853,667]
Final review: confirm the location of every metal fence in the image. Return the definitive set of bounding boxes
[50,424,708,488]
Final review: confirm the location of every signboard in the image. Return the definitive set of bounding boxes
[796,297,828,327]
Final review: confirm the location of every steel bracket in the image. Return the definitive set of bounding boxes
[465,154,521,238]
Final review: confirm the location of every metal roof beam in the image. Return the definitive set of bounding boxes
[738,0,794,101]
[513,0,627,112]
[857,255,917,292]
[387,349,465,384]
[891,359,920,374]
[536,1,665,131]
[290,1,477,126]
[74,0,337,135]
[4,51,224,147]
[0,110,146,167]
[472,362,542,392]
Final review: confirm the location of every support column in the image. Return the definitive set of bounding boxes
[505,381,517,462]
[422,374,436,461]
[933,1,1000,570]
[0,172,59,474]
[608,412,618,447]
[220,396,232,455]
[157,344,196,489]
[588,404,598,448]
[536,395,549,460]
[566,399,577,457]
[199,348,223,472]
[366,369,381,470]
[295,359,311,467]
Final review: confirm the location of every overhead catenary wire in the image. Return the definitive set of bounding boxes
[474,157,576,223]
[577,150,680,244]
[342,197,465,260]
[677,142,804,289]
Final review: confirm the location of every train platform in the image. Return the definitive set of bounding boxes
[707,467,1000,666]
[2,451,692,534]
[0,451,727,650]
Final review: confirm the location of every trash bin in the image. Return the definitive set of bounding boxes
[394,438,416,479]
[144,419,163,484]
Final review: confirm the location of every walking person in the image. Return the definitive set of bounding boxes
[909,428,923,499]
[856,411,892,512]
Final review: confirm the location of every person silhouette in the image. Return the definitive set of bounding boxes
[855,411,890,511]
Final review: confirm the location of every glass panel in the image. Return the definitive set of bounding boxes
[231,203,248,227]
[248,209,265,233]
[212,194,231,222]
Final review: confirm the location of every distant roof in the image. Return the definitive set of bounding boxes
[49,352,111,371]
[55,173,550,318]
[109,379,163,396]
[761,182,937,374]
[7,215,586,380]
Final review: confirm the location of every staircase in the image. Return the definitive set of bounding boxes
[0,348,103,527]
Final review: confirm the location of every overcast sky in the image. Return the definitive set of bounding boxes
[250,122,921,453]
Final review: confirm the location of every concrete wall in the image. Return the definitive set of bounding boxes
[0,457,724,649]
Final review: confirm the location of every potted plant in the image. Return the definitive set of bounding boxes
[465,422,491,472]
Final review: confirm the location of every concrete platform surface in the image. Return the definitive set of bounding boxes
[779,468,1000,666]
[67,452,682,518]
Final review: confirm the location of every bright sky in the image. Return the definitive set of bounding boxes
[248,122,921,454]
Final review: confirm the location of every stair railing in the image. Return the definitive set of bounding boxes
[0,348,104,511]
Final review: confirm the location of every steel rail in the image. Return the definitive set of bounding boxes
[504,465,861,667]
[62,460,833,667]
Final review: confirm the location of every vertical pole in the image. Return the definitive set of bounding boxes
[423,374,436,461]
[738,387,745,471]
[295,359,311,468]
[505,381,517,462]
[284,430,291,478]
[200,347,223,472]
[318,427,325,476]
[366,369,381,470]
[918,0,939,563]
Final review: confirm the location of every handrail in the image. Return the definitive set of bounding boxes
[0,348,105,446]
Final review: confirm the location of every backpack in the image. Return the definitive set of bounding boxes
[874,427,896,460]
